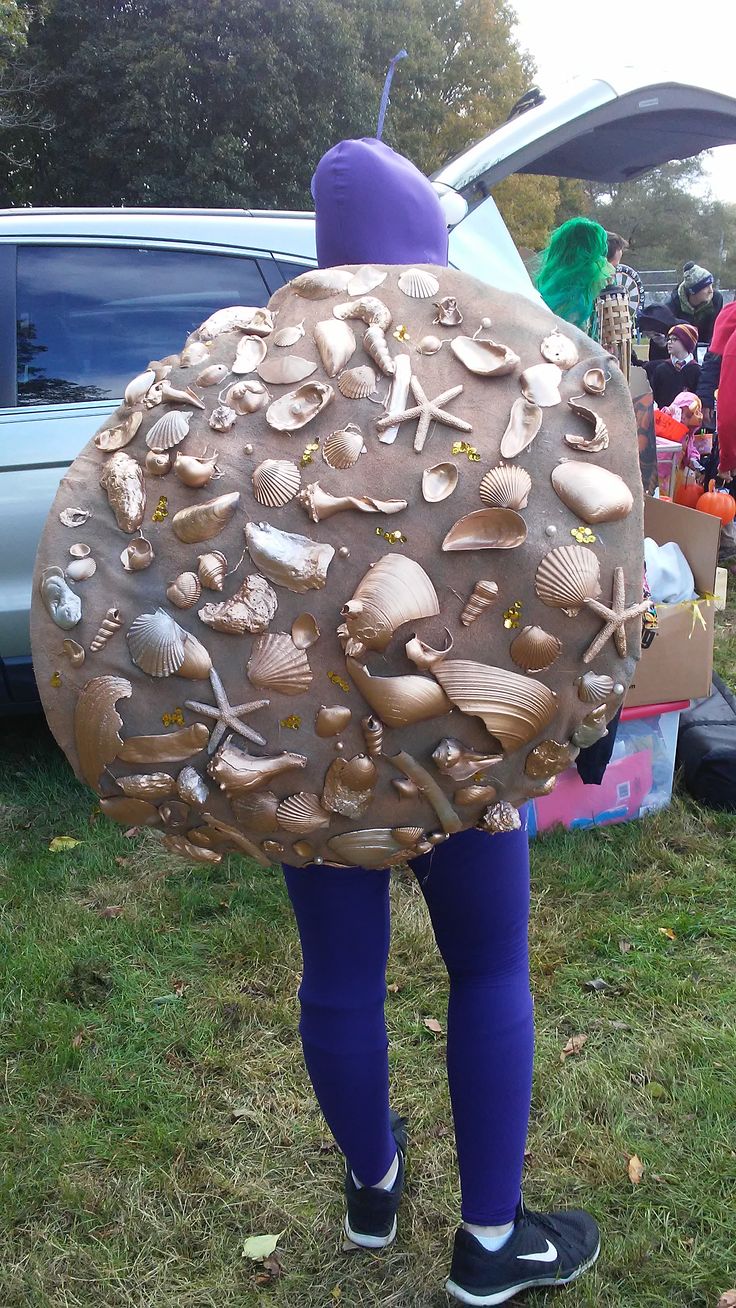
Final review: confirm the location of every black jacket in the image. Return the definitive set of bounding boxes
[650,358,701,408]
[664,287,724,346]
[697,349,722,416]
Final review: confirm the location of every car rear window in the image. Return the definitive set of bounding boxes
[16,245,269,406]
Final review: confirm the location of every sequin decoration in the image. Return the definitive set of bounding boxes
[375,526,407,544]
[393,325,410,342]
[327,671,350,692]
[503,601,522,630]
[152,496,168,522]
[162,707,186,727]
[452,441,481,461]
[280,715,302,730]
[50,670,62,687]
[571,525,597,544]
[300,440,320,468]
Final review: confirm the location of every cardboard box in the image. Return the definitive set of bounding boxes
[625,497,720,708]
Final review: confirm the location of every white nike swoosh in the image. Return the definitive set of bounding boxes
[518,1240,558,1264]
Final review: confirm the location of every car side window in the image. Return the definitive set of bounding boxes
[274,258,314,284]
[16,245,269,406]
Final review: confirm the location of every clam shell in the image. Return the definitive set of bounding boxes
[291,268,353,299]
[499,397,543,459]
[144,449,171,476]
[66,557,96,581]
[509,625,562,673]
[291,613,320,649]
[442,508,527,551]
[224,380,269,414]
[450,336,520,377]
[252,458,301,508]
[534,545,601,616]
[577,671,616,704]
[333,297,392,331]
[171,492,240,543]
[179,340,210,365]
[479,464,532,510]
[197,575,277,635]
[348,264,387,296]
[342,554,439,652]
[362,324,395,375]
[582,367,608,395]
[313,319,356,376]
[564,398,609,453]
[247,632,313,695]
[257,354,318,385]
[416,334,442,355]
[232,334,268,374]
[245,521,334,593]
[345,658,451,728]
[196,363,230,387]
[173,450,219,488]
[127,608,185,677]
[166,572,201,608]
[432,661,558,752]
[272,322,305,347]
[551,461,633,524]
[145,409,192,451]
[540,330,579,369]
[520,363,562,407]
[197,551,227,591]
[94,409,142,451]
[422,462,459,503]
[433,297,463,326]
[277,792,330,834]
[337,365,376,399]
[315,705,352,737]
[398,268,440,298]
[265,381,334,432]
[124,369,156,406]
[322,424,366,470]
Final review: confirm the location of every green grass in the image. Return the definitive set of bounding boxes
[1,606,735,1307]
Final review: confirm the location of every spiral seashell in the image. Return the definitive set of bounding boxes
[90,607,123,652]
[322,424,366,470]
[173,449,220,488]
[564,398,610,453]
[451,337,520,377]
[127,608,185,677]
[277,792,330,835]
[166,572,201,608]
[534,545,602,616]
[362,324,395,375]
[315,705,352,737]
[257,354,318,385]
[223,380,269,414]
[576,671,616,704]
[196,363,230,387]
[313,319,357,376]
[99,451,146,533]
[231,334,268,374]
[124,369,156,406]
[144,449,172,476]
[208,404,238,432]
[520,363,563,407]
[416,334,442,355]
[432,661,558,752]
[582,367,608,395]
[176,765,209,808]
[151,380,205,410]
[572,704,609,749]
[499,397,543,459]
[252,458,301,508]
[291,613,320,649]
[291,268,353,299]
[431,737,502,782]
[345,658,451,728]
[442,508,527,552]
[198,574,277,634]
[422,462,458,503]
[337,366,376,399]
[197,551,227,591]
[540,330,579,369]
[433,297,463,326]
[94,408,142,452]
[341,554,439,652]
[171,492,240,543]
[333,297,392,331]
[144,409,193,451]
[266,381,334,432]
[509,625,562,673]
[460,580,499,626]
[551,461,633,524]
[479,464,532,510]
[61,637,85,667]
[361,714,383,757]
[322,754,378,818]
[348,264,387,296]
[247,632,312,696]
[272,322,306,347]
[398,268,440,299]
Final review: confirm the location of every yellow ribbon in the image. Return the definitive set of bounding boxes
[680,593,716,637]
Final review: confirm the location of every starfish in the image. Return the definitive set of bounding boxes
[375,376,472,452]
[185,669,269,754]
[582,567,650,664]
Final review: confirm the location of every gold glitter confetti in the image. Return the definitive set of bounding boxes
[161,707,185,728]
[300,440,320,467]
[571,524,597,543]
[280,714,302,730]
[393,324,410,342]
[50,670,62,687]
[375,526,407,544]
[503,600,522,630]
[327,671,350,693]
[451,440,481,461]
[152,495,168,522]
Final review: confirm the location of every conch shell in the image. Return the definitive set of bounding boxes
[431,738,502,782]
[246,632,313,695]
[245,521,334,593]
[208,742,307,796]
[297,481,407,523]
[198,574,278,634]
[99,452,146,533]
[341,554,439,652]
[322,754,378,818]
[432,660,558,752]
[313,319,357,376]
[74,674,132,787]
[171,492,240,543]
[499,397,543,459]
[209,404,238,432]
[346,658,451,728]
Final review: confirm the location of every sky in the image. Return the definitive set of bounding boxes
[510,0,736,205]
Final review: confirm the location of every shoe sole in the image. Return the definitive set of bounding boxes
[445,1239,601,1306]
[343,1214,398,1250]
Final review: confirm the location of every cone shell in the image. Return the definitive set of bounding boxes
[362,325,395,375]
[534,545,601,616]
[422,462,458,503]
[499,397,543,459]
[540,331,579,369]
[166,572,201,608]
[509,625,562,673]
[315,705,352,737]
[582,367,608,395]
[171,492,240,543]
[257,354,318,385]
[231,334,268,374]
[313,319,356,376]
[341,554,439,652]
[291,268,353,299]
[432,660,558,752]
[277,792,330,834]
[479,464,532,510]
[323,424,366,470]
[266,381,334,432]
[450,336,520,376]
[442,508,527,551]
[551,461,633,524]
[145,409,192,450]
[348,264,387,296]
[126,608,186,677]
[247,632,312,695]
[252,458,301,508]
[197,551,227,591]
[337,365,376,399]
[398,268,440,298]
[196,363,230,387]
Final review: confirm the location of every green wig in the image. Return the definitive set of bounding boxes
[534,218,612,330]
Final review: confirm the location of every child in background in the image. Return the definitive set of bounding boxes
[650,324,700,408]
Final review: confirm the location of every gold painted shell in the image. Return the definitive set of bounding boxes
[166,572,201,609]
[247,632,313,695]
[315,705,352,737]
[229,790,279,832]
[265,381,334,431]
[313,319,357,376]
[499,397,543,459]
[460,580,499,626]
[119,535,154,573]
[232,334,268,374]
[422,462,458,503]
[173,450,219,488]
[564,398,609,453]
[322,424,366,470]
[196,363,230,387]
[577,671,616,704]
[520,363,562,406]
[197,551,227,591]
[348,264,388,296]
[277,792,330,834]
[322,754,378,818]
[145,409,192,450]
[540,330,579,369]
[252,458,301,508]
[333,297,392,331]
[171,492,240,543]
[345,658,451,728]
[99,451,146,533]
[197,574,278,635]
[126,609,186,677]
[144,449,171,476]
[524,738,577,779]
[362,325,395,375]
[341,554,439,652]
[124,369,156,406]
[479,465,532,510]
[432,661,558,752]
[325,828,417,869]
[74,674,131,788]
[291,268,353,299]
[257,354,318,385]
[398,268,440,298]
[61,637,85,667]
[94,409,142,451]
[442,508,527,551]
[416,334,442,355]
[450,336,520,376]
[509,625,562,673]
[179,339,209,365]
[534,545,601,616]
[244,522,334,593]
[582,367,608,395]
[208,404,238,432]
[291,613,320,649]
[272,322,306,347]
[117,772,176,800]
[89,607,122,652]
[551,461,633,524]
[405,631,453,669]
[337,365,376,399]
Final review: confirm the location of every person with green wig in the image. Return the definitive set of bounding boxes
[534,217,613,332]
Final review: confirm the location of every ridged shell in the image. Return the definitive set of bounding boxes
[197,551,227,591]
[534,545,602,616]
[520,363,562,406]
[582,367,608,395]
[509,625,562,673]
[422,462,458,503]
[176,765,209,807]
[577,671,616,703]
[337,365,376,399]
[252,458,301,508]
[313,320,357,376]
[89,607,122,652]
[450,336,520,376]
[74,675,131,788]
[257,354,318,385]
[291,613,320,649]
[196,364,230,387]
[272,322,305,347]
[144,449,171,476]
[94,409,142,451]
[551,461,633,524]
[432,661,558,752]
[342,554,439,652]
[232,334,268,374]
[540,331,579,369]
[166,572,201,608]
[322,424,366,470]
[362,324,395,375]
[99,452,146,533]
[145,409,192,451]
[479,465,532,510]
[348,264,387,296]
[499,397,543,459]
[315,705,352,737]
[333,297,392,331]
[266,381,334,432]
[126,609,185,677]
[564,399,610,453]
[277,792,330,834]
[398,268,440,299]
[229,790,279,832]
[442,508,527,551]
[291,268,353,299]
[171,492,240,543]
[460,580,499,626]
[345,658,451,728]
[247,632,313,695]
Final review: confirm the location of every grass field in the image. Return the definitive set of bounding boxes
[1,604,735,1307]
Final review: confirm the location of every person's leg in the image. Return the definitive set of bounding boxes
[282,861,397,1187]
[410,821,534,1228]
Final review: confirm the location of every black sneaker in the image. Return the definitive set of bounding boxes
[343,1110,407,1249]
[446,1197,600,1305]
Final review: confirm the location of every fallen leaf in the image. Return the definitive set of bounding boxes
[71,1030,85,1049]
[341,1237,361,1253]
[114,856,129,867]
[423,1016,443,1036]
[49,835,82,852]
[618,939,633,954]
[717,1292,736,1308]
[560,1033,588,1061]
[387,982,401,994]
[122,827,140,839]
[254,1251,285,1284]
[319,1139,339,1153]
[583,978,611,993]
[609,1020,632,1031]
[658,927,677,941]
[331,1287,342,1301]
[241,1230,285,1261]
[627,1154,644,1184]
[171,978,188,997]
[231,1106,250,1122]
[97,905,124,919]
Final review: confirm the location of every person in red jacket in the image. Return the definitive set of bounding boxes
[711,302,736,478]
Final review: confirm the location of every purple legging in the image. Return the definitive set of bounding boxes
[282,821,534,1225]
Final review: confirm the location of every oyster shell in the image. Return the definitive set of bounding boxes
[431,738,502,782]
[520,363,562,407]
[265,381,334,432]
[39,566,82,629]
[582,367,608,395]
[460,580,499,626]
[74,674,131,788]
[223,380,269,414]
[540,330,579,369]
[232,334,268,374]
[196,363,230,387]
[99,451,146,533]
[298,481,406,523]
[534,544,602,616]
[94,408,142,452]
[166,571,201,608]
[208,741,307,796]
[117,772,176,800]
[509,625,562,673]
[433,297,463,326]
[577,671,616,704]
[173,449,220,488]
[277,792,330,834]
[197,551,227,591]
[442,508,527,551]
[252,458,301,508]
[450,336,520,377]
[322,754,378,818]
[313,319,357,376]
[208,404,238,432]
[245,521,334,593]
[422,462,458,503]
[315,705,352,737]
[89,607,122,652]
[398,268,440,299]
[499,397,543,459]
[59,508,91,528]
[322,424,366,470]
[432,661,558,752]
[333,297,392,331]
[247,632,313,695]
[291,613,320,649]
[348,264,388,296]
[362,324,395,375]
[257,354,318,385]
[144,449,171,476]
[118,722,210,763]
[176,765,209,807]
[337,365,376,399]
[564,398,610,453]
[291,268,353,299]
[171,492,240,543]
[198,574,278,634]
[551,461,633,524]
[345,658,451,728]
[479,464,532,510]
[342,554,439,652]
[145,409,192,451]
[272,322,305,347]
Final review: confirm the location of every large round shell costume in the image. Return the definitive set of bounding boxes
[31,267,645,869]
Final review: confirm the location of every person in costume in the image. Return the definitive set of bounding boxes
[665,261,723,347]
[281,135,601,1307]
[649,323,701,409]
[534,217,613,333]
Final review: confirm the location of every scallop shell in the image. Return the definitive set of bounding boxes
[582,367,608,395]
[291,613,320,649]
[66,556,96,581]
[322,424,366,470]
[398,268,440,299]
[534,545,602,616]
[173,450,219,488]
[348,264,387,296]
[171,492,240,543]
[345,658,451,728]
[416,334,442,356]
[460,580,499,626]
[272,322,306,347]
[433,297,463,326]
[229,790,279,832]
[145,409,192,451]
[479,464,532,510]
[61,638,85,667]
[124,369,156,406]
[564,398,610,453]
[252,458,301,508]
[313,319,357,376]
[198,575,278,635]
[144,449,172,476]
[322,755,378,819]
[551,461,633,524]
[499,397,543,459]
[166,572,201,608]
[224,380,269,414]
[450,336,520,376]
[247,632,312,695]
[291,268,353,299]
[362,324,395,376]
[257,354,318,385]
[577,671,616,704]
[73,675,131,788]
[337,366,376,399]
[540,331,579,369]
[509,625,562,673]
[422,462,458,503]
[432,661,558,752]
[520,363,562,407]
[232,334,268,374]
[341,554,439,652]
[333,297,392,331]
[277,792,330,834]
[94,409,142,451]
[442,508,527,552]
[126,609,186,677]
[245,521,334,593]
[265,381,334,432]
[196,364,230,387]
